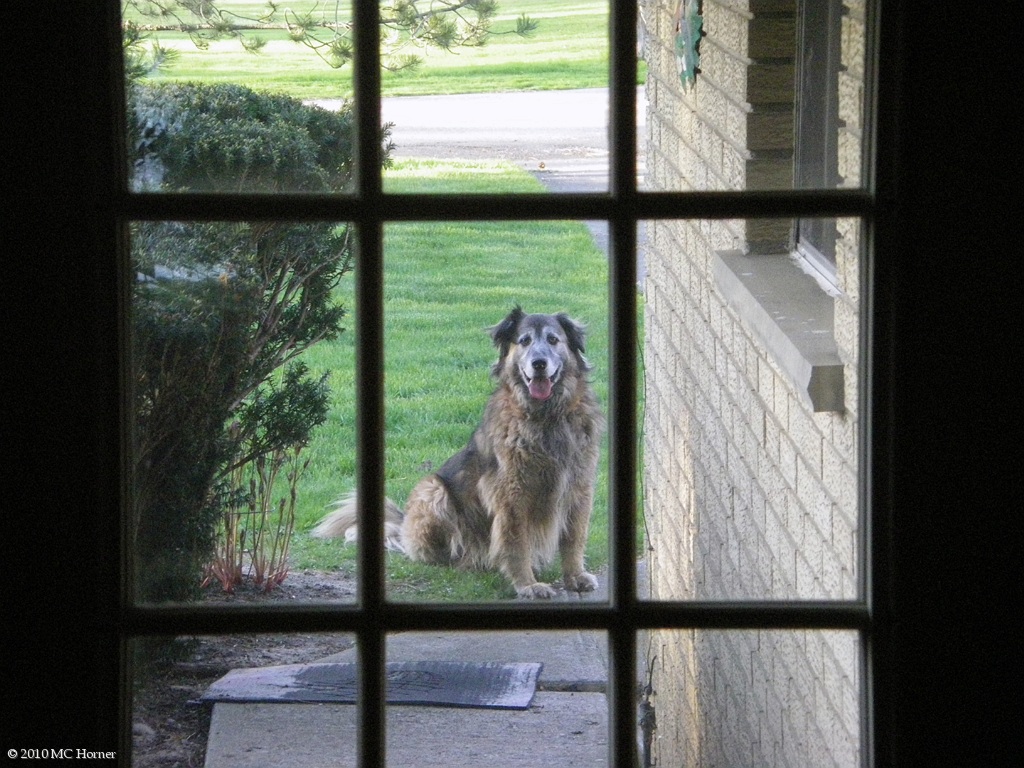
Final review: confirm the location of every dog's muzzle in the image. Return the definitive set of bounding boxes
[522,359,558,401]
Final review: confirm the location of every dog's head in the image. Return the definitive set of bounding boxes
[490,306,591,403]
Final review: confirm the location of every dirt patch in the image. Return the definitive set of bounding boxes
[131,569,358,768]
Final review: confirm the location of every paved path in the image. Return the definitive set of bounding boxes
[204,566,651,766]
[204,628,612,767]
[316,87,645,174]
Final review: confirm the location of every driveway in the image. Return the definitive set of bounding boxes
[315,87,646,189]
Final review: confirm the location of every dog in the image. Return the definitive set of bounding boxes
[312,307,604,598]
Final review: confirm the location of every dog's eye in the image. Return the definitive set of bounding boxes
[518,334,531,346]
[547,334,560,345]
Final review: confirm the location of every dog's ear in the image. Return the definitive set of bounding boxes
[557,313,593,372]
[556,313,586,355]
[489,305,525,360]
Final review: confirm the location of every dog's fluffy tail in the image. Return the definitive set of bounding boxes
[311,493,405,552]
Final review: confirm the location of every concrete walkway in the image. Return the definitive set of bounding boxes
[203,563,650,766]
[204,627,611,767]
[202,567,647,767]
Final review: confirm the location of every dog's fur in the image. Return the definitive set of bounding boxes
[312,307,604,598]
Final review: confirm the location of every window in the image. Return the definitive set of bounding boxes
[700,0,858,415]
[117,2,885,767]
[794,0,844,276]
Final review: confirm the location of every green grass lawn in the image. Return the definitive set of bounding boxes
[125,0,645,99]
[286,158,639,600]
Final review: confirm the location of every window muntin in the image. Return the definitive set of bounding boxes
[120,2,880,767]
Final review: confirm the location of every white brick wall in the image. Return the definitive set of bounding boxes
[641,0,865,765]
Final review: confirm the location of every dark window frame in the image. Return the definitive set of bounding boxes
[115,1,893,766]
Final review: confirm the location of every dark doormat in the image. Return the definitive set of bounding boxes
[201,661,543,710]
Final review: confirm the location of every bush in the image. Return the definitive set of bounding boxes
[129,82,371,193]
[128,83,390,602]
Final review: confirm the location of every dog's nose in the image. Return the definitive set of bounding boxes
[531,358,548,373]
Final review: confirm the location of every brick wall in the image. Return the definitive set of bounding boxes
[640,0,864,765]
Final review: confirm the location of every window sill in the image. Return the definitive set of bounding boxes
[713,250,845,413]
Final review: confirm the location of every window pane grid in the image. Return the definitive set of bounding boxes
[608,0,637,200]
[118,0,881,764]
[352,1,386,762]
[119,189,874,222]
[123,601,871,635]
[354,221,387,768]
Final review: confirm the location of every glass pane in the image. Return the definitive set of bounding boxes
[380,1,613,194]
[639,219,862,601]
[121,1,357,193]
[131,632,356,766]
[129,220,358,605]
[638,0,868,192]
[640,629,863,767]
[384,631,610,766]
[369,217,610,601]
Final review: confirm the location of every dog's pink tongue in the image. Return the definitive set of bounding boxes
[529,377,553,401]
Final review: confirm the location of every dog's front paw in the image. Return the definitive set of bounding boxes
[563,571,599,593]
[516,581,558,599]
